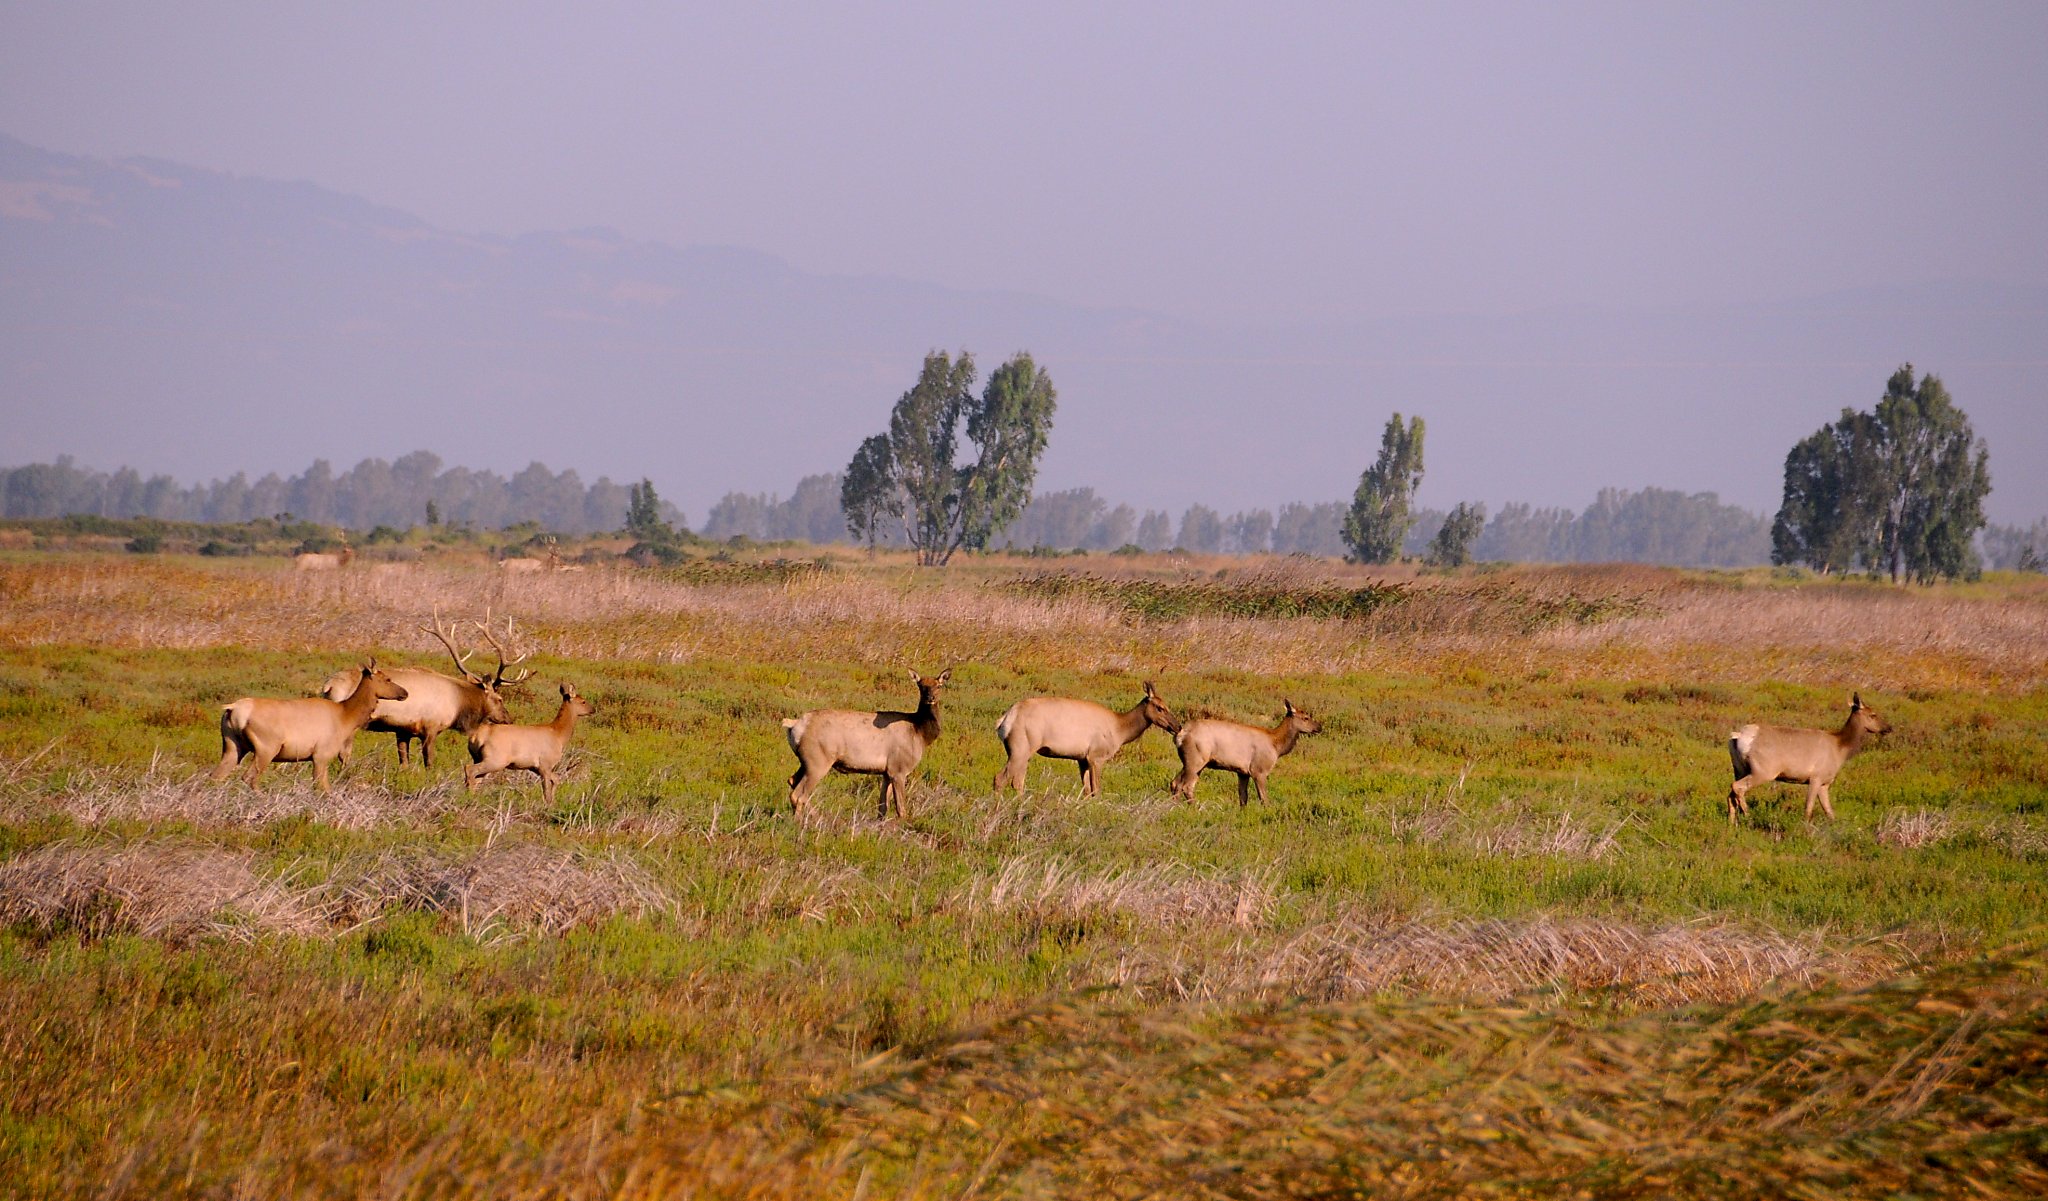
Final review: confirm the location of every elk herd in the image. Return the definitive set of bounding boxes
[209,612,1895,826]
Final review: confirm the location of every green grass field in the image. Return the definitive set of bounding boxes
[3,550,2046,1197]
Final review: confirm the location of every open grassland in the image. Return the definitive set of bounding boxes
[2,551,2047,1197]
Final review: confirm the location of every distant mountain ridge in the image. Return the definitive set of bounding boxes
[5,132,2045,522]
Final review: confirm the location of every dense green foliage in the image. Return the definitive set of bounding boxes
[1343,413,1426,564]
[840,351,1058,565]
[1773,365,1993,582]
[1426,500,1487,567]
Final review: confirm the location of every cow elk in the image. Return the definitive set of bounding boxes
[993,682,1181,796]
[213,659,408,793]
[294,545,355,571]
[321,611,530,768]
[784,669,949,819]
[464,682,596,805]
[1171,700,1323,806]
[1727,693,1893,825]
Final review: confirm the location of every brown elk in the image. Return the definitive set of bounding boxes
[784,669,950,819]
[464,682,595,805]
[322,612,530,768]
[497,556,546,574]
[293,545,355,571]
[993,682,1181,796]
[213,660,409,793]
[1727,693,1893,825]
[1170,700,1323,806]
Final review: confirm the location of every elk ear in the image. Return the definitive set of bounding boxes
[906,668,922,686]
[561,682,574,698]
[936,668,952,685]
[1284,698,1296,715]
[1143,680,1157,698]
[1851,692,1863,711]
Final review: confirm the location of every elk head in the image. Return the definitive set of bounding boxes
[1140,680,1183,734]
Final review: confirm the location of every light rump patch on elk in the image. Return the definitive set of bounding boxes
[993,682,1180,796]
[784,669,949,820]
[1727,693,1893,825]
[1170,700,1323,807]
[322,612,529,768]
[465,682,595,805]
[214,660,408,793]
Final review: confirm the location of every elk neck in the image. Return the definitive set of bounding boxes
[1268,718,1303,757]
[1113,699,1156,745]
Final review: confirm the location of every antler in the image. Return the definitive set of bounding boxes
[420,606,483,684]
[473,610,534,687]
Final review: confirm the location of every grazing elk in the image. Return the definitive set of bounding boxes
[1171,700,1323,806]
[213,660,408,793]
[321,612,530,769]
[293,545,355,571]
[464,682,596,805]
[993,682,1181,796]
[1727,693,1893,825]
[784,669,950,819]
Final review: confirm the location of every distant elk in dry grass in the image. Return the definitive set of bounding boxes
[213,660,408,793]
[1727,693,1893,825]
[293,544,354,571]
[464,682,595,805]
[321,612,529,769]
[1170,700,1323,806]
[784,669,950,819]
[993,681,1181,796]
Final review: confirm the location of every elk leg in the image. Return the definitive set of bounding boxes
[1804,781,1822,820]
[877,775,894,821]
[1171,756,1201,801]
[539,766,556,807]
[1253,772,1269,805]
[394,732,410,767]
[1084,757,1106,798]
[1728,776,1756,824]
[1236,772,1251,807]
[1816,783,1836,820]
[314,757,333,796]
[213,734,245,782]
[245,746,276,788]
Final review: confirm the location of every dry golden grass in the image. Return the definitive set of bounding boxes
[0,840,328,942]
[5,553,2045,686]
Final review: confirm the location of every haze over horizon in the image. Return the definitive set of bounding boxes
[4,3,2046,525]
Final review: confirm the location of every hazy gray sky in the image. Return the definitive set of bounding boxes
[6,1,2045,325]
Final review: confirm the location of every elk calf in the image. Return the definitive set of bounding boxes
[784,669,949,819]
[994,682,1180,796]
[214,660,407,793]
[465,683,595,805]
[1727,693,1893,824]
[1171,700,1323,806]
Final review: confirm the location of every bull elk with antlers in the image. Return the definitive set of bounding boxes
[214,660,408,793]
[322,611,531,769]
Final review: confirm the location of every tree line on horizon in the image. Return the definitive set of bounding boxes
[5,363,2034,573]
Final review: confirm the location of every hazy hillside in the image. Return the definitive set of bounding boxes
[5,133,2045,523]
